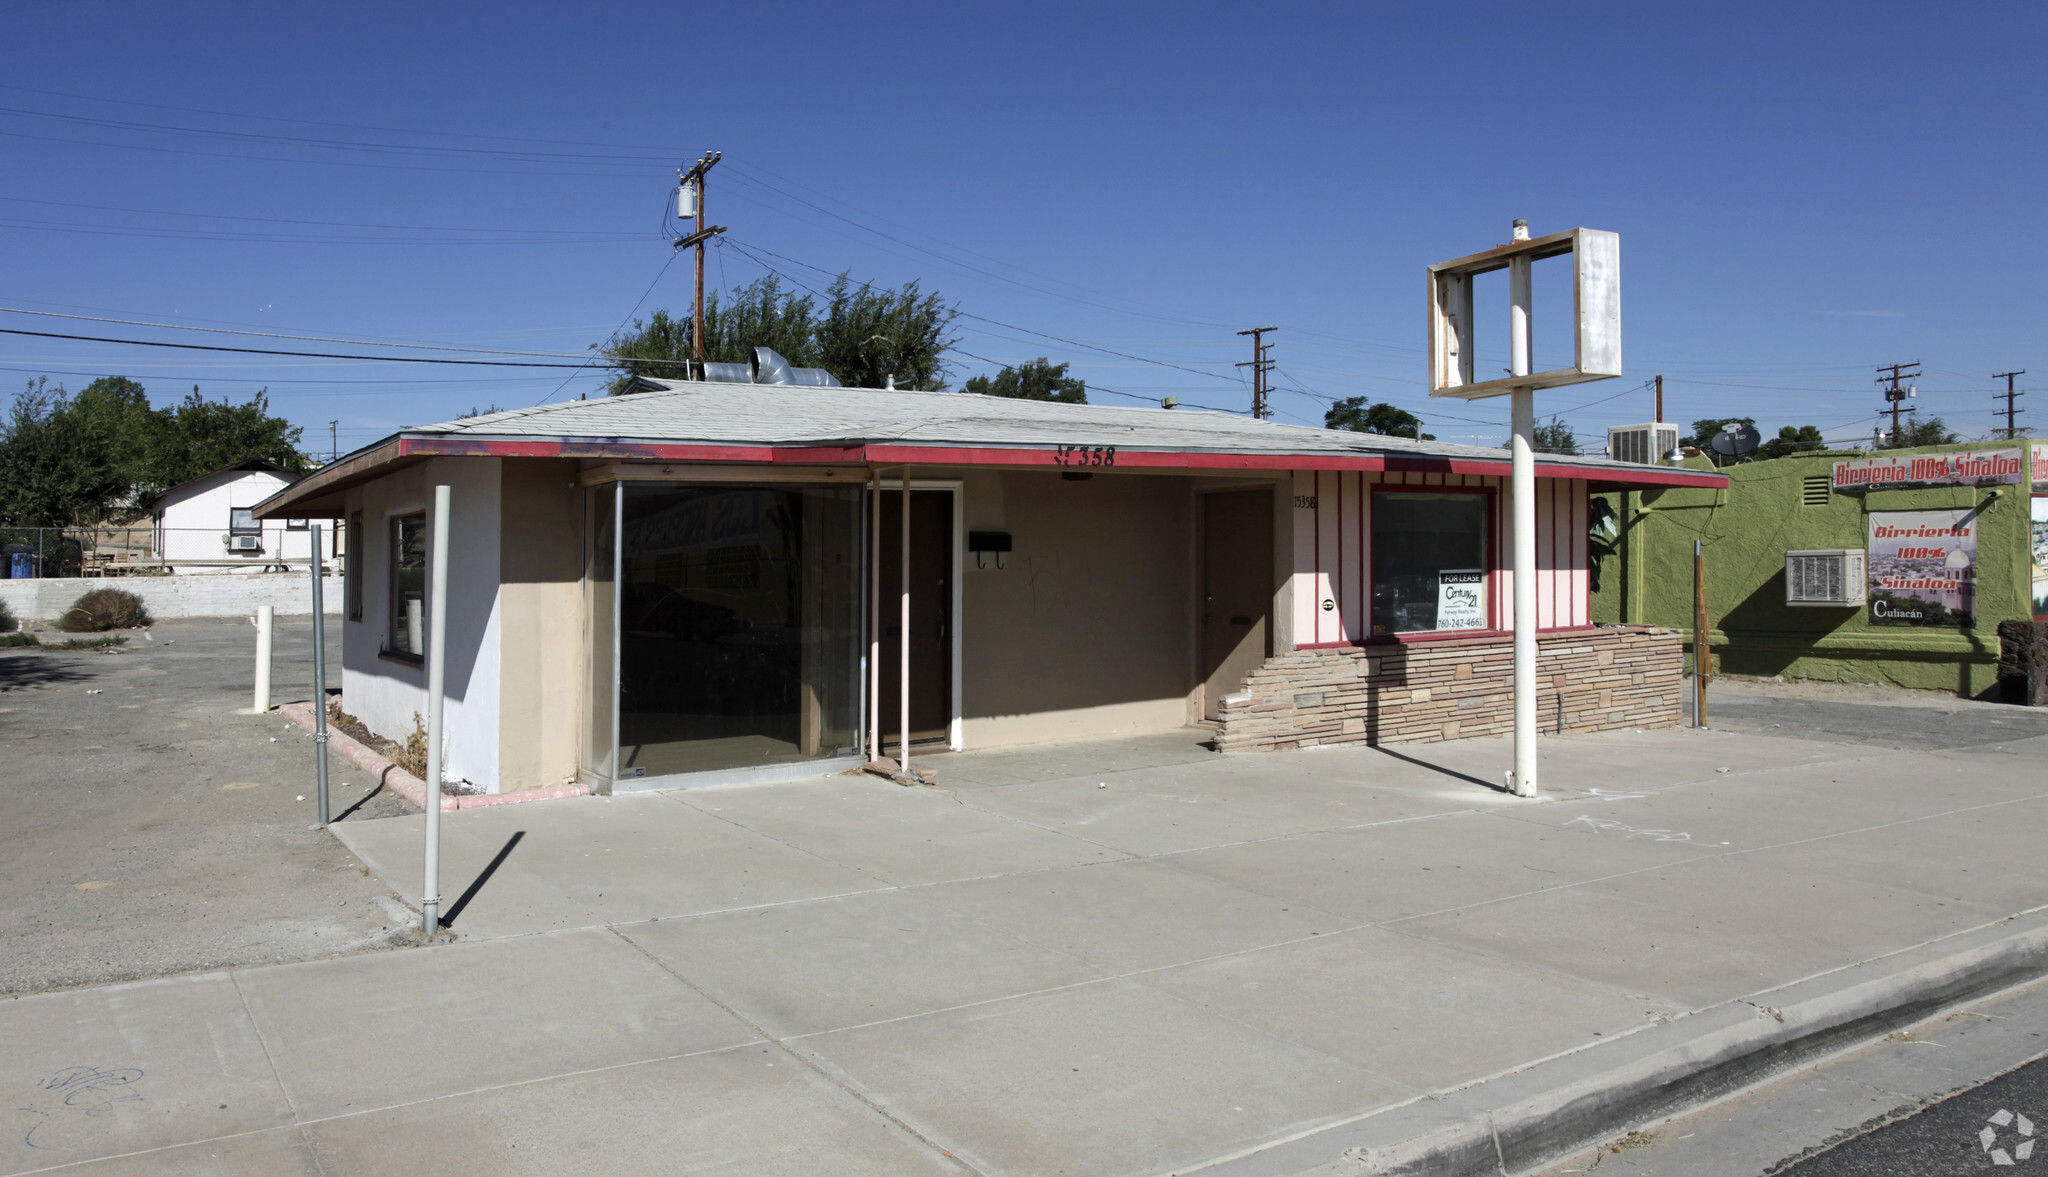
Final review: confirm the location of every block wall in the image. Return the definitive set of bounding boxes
[1216,625,1683,752]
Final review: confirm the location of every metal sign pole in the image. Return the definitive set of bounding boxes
[421,484,451,935]
[1508,222,1539,798]
[310,524,330,829]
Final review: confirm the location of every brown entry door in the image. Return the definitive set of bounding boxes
[1202,489,1274,721]
[879,488,953,747]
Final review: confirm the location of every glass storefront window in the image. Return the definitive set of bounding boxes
[388,513,427,658]
[613,483,862,779]
[1371,492,1490,635]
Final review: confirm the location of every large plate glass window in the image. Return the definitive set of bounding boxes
[1372,491,1490,634]
[388,513,427,659]
[615,484,862,779]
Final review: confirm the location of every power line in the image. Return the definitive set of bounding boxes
[0,306,608,359]
[0,327,602,367]
[535,251,681,405]
[720,238,1248,389]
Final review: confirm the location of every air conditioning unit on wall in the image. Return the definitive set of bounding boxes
[226,534,262,552]
[1786,549,1866,606]
[1607,423,1679,465]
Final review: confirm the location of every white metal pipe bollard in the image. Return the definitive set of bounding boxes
[310,526,330,828]
[899,466,911,779]
[1508,220,1538,798]
[250,604,274,714]
[868,470,881,765]
[421,484,451,935]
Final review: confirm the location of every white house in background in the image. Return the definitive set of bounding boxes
[149,459,320,574]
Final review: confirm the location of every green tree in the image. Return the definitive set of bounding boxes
[598,273,958,394]
[1888,417,1958,449]
[1758,424,1828,460]
[814,275,958,391]
[0,378,305,525]
[1532,417,1579,455]
[963,358,1086,403]
[151,387,307,491]
[0,379,124,526]
[1324,396,1434,440]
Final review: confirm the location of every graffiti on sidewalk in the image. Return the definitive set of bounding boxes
[17,1065,145,1150]
[1563,815,1729,845]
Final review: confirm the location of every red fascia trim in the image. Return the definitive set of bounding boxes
[397,437,790,463]
[390,435,1726,488]
[862,444,1390,471]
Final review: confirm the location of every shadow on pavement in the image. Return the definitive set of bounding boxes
[441,831,526,927]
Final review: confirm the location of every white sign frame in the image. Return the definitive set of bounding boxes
[1428,227,1621,401]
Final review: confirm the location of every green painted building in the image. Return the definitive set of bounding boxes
[1593,441,2043,698]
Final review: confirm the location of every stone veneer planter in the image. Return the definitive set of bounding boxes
[1215,624,1684,752]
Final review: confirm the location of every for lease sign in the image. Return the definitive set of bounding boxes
[1833,448,2022,491]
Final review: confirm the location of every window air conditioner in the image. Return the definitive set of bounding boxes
[1785,549,1866,606]
[226,534,262,552]
[1606,423,1680,465]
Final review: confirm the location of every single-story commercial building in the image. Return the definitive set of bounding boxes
[256,380,1724,794]
[1594,441,2046,698]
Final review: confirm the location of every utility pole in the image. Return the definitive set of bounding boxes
[328,420,338,463]
[1994,370,2027,440]
[674,151,727,378]
[1236,326,1277,419]
[1653,374,1663,423]
[1875,361,1921,448]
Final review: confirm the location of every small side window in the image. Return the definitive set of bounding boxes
[229,507,259,535]
[388,514,427,659]
[345,511,364,621]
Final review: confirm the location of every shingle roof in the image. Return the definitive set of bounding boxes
[257,380,1722,517]
[408,380,1645,474]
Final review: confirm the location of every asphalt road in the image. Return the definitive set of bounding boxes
[1534,975,2048,1177]
[0,613,417,995]
[1776,1051,2048,1174]
[1708,688,2048,751]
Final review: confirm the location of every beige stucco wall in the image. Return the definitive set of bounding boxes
[956,469,1199,747]
[496,459,585,791]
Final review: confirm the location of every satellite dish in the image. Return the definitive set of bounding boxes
[1711,424,1761,457]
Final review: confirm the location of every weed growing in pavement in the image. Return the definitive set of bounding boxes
[54,635,127,649]
[397,712,429,780]
[0,631,37,648]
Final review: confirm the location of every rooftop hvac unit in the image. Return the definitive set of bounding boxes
[226,534,262,552]
[1607,423,1679,465]
[1785,549,1866,607]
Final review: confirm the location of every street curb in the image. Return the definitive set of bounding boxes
[276,700,587,812]
[1197,910,2048,1177]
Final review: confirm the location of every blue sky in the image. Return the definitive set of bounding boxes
[4,1,2042,456]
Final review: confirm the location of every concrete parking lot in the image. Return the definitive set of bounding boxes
[0,615,415,995]
[6,637,2048,1176]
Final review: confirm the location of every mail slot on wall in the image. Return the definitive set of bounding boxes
[968,531,1012,570]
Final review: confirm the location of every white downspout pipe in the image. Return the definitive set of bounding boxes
[1508,220,1539,798]
[421,483,451,933]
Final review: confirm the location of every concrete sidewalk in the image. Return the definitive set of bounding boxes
[5,721,2047,1176]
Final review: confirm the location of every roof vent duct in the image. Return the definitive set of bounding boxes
[750,347,841,387]
[701,361,751,384]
